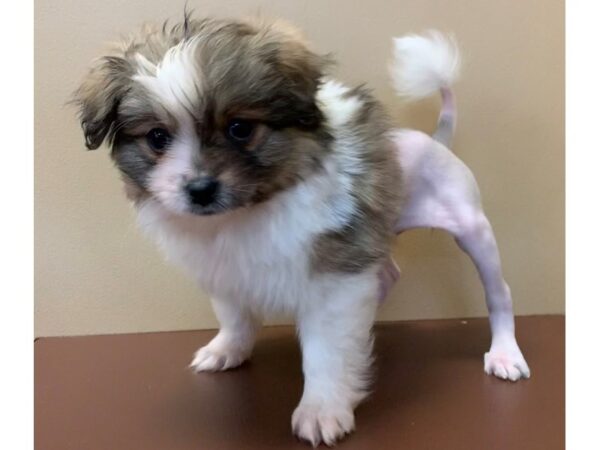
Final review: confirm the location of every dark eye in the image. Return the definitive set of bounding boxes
[146,128,171,152]
[227,120,255,142]
[299,116,317,128]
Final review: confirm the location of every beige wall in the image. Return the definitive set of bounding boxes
[35,0,564,337]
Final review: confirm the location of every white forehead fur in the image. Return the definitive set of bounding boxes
[133,37,202,118]
[132,38,205,214]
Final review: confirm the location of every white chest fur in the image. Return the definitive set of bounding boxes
[135,163,357,316]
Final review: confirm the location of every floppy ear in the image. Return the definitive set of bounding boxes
[251,20,332,128]
[73,56,132,150]
[267,20,331,94]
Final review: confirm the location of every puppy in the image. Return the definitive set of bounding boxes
[74,16,530,446]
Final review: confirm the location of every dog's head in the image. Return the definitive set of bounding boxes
[73,17,331,215]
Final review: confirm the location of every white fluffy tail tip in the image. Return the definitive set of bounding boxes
[390,30,461,99]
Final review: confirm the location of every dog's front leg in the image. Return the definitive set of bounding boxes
[292,273,378,446]
[190,297,261,372]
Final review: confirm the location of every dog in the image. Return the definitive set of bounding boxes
[73,16,530,446]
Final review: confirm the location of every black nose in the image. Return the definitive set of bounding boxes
[186,177,219,207]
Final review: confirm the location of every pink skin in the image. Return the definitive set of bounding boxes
[377,257,400,303]
[376,128,530,381]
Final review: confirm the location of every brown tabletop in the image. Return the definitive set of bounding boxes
[35,315,564,450]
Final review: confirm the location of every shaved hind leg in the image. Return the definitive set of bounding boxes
[392,129,530,380]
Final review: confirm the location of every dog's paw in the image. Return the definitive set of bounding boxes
[189,342,250,372]
[292,401,355,447]
[484,343,531,381]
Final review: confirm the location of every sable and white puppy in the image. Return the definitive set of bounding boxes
[74,17,530,446]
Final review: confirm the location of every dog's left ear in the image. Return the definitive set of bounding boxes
[277,23,330,86]
[257,20,332,124]
[279,42,330,115]
[73,56,133,150]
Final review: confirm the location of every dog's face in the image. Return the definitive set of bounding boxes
[74,18,331,215]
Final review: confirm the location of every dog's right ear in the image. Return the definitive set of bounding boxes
[73,56,132,150]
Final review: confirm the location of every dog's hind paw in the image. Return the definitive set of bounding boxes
[484,343,531,381]
[292,401,355,447]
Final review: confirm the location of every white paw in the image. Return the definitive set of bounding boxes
[484,345,531,381]
[292,401,355,447]
[189,342,250,372]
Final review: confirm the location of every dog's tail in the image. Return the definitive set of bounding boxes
[390,31,461,147]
